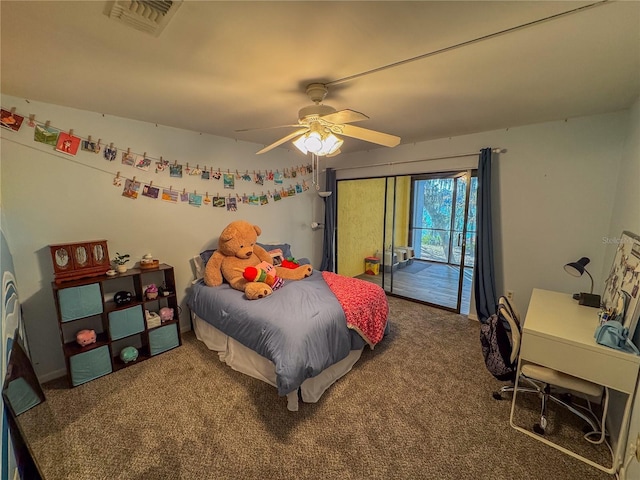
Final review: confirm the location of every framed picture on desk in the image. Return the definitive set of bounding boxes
[602,230,640,339]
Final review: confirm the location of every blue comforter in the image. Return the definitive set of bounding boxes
[186,271,366,396]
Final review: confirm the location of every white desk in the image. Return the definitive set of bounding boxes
[510,288,640,474]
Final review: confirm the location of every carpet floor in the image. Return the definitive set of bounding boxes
[17,297,613,480]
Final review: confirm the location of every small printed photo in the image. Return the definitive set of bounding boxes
[295,184,303,194]
[142,184,160,199]
[122,179,141,199]
[288,187,297,196]
[81,139,100,153]
[248,195,260,206]
[212,170,222,180]
[180,191,189,202]
[291,170,297,178]
[213,196,226,208]
[122,151,136,166]
[226,197,237,211]
[302,180,309,191]
[162,189,178,203]
[242,194,249,204]
[273,172,284,185]
[170,164,183,178]
[55,132,81,156]
[223,173,235,189]
[203,195,211,206]
[241,172,252,182]
[136,156,152,171]
[267,171,274,181]
[103,145,118,161]
[1,109,24,132]
[190,166,202,176]
[273,192,282,202]
[34,124,60,146]
[201,170,210,180]
[155,158,169,172]
[259,194,268,205]
[254,173,264,186]
[281,189,289,198]
[189,192,202,207]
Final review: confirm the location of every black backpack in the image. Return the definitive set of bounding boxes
[480,300,518,382]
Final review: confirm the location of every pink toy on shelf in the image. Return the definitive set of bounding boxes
[159,307,174,322]
[145,284,159,300]
[76,329,96,347]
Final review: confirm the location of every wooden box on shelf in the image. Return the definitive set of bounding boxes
[50,240,110,284]
[51,263,181,387]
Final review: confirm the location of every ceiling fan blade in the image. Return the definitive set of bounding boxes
[256,127,309,154]
[333,124,401,148]
[235,124,301,133]
[320,109,369,125]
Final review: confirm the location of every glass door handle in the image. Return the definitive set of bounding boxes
[457,233,462,247]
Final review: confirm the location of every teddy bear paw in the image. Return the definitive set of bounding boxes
[245,283,273,300]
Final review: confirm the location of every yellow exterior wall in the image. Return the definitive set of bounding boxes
[337,178,386,277]
[337,176,413,277]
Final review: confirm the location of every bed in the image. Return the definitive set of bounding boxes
[186,244,389,411]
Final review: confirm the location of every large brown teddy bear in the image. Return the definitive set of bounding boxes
[204,220,313,299]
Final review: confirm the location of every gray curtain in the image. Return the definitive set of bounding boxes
[319,167,336,271]
[474,148,498,323]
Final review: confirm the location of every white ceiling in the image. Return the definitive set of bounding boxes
[1,1,639,155]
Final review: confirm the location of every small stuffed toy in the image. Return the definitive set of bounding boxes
[240,262,284,290]
[204,220,313,299]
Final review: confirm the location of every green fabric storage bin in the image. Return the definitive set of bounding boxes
[69,345,112,386]
[3,377,41,415]
[58,284,103,322]
[149,324,179,356]
[109,305,144,340]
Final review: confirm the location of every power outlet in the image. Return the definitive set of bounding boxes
[506,290,514,301]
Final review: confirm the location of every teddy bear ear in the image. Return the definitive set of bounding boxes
[220,226,237,242]
[253,225,262,236]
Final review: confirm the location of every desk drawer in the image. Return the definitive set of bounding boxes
[520,334,639,394]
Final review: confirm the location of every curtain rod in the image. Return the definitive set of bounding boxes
[331,148,504,171]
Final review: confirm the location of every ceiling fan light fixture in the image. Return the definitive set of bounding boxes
[317,133,343,156]
[304,131,323,153]
[292,130,343,156]
[292,134,309,154]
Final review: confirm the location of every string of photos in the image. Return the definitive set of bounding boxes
[1,106,315,212]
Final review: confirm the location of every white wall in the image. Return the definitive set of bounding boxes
[0,94,321,381]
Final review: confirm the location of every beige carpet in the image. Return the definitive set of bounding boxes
[17,297,613,479]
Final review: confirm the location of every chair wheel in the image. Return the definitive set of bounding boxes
[533,423,545,435]
[492,392,503,400]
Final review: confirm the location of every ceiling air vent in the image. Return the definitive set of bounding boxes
[107,0,182,36]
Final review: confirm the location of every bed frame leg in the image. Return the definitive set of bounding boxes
[287,390,299,411]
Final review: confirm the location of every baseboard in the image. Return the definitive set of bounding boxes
[37,368,66,384]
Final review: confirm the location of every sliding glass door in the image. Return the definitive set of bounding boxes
[336,170,476,314]
[409,171,476,311]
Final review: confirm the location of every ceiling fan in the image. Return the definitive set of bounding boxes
[238,83,401,156]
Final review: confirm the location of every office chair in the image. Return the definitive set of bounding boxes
[491,295,606,437]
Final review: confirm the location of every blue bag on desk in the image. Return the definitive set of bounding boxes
[594,321,640,355]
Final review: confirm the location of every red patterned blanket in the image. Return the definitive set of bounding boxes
[322,271,389,348]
